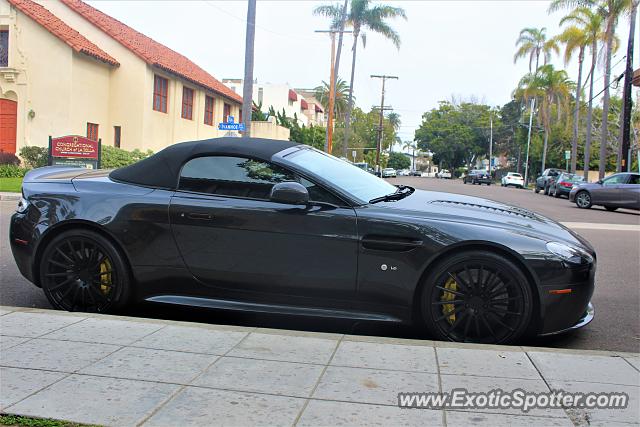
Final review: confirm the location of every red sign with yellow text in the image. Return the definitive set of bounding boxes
[51,135,99,159]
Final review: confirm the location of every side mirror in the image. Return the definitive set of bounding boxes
[270,182,309,205]
[597,179,603,185]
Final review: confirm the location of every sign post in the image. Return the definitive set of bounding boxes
[48,135,101,169]
[564,150,570,172]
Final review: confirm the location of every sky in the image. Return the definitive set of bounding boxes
[87,0,636,143]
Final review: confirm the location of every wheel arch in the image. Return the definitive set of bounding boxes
[33,220,133,288]
[411,241,542,333]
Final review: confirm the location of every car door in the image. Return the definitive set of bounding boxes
[592,174,626,205]
[169,155,358,307]
[618,174,640,209]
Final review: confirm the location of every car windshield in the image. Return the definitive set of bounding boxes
[562,174,584,183]
[279,147,398,203]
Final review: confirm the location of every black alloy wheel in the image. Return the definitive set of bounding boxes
[40,230,130,313]
[421,251,533,344]
[575,191,592,209]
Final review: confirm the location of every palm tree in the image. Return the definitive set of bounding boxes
[314,78,352,123]
[387,112,401,132]
[555,24,588,173]
[550,0,629,179]
[315,0,407,157]
[516,65,573,172]
[514,27,559,73]
[551,6,607,179]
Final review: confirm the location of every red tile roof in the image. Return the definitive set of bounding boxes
[7,0,118,66]
[60,0,242,104]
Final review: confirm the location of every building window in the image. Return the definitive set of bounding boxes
[223,103,231,122]
[114,126,121,148]
[288,99,293,107]
[204,95,214,126]
[87,123,99,141]
[181,86,194,120]
[153,75,168,113]
[0,30,8,67]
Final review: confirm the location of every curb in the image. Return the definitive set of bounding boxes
[0,193,20,201]
[1,305,636,358]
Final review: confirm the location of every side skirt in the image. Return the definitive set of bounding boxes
[146,295,403,323]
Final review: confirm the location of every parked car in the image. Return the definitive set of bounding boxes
[501,172,524,188]
[382,168,397,178]
[398,169,411,176]
[411,170,422,176]
[463,169,491,185]
[549,173,585,198]
[436,169,452,179]
[535,168,565,195]
[10,137,596,344]
[569,172,640,210]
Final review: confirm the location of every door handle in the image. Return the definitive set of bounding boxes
[185,212,213,220]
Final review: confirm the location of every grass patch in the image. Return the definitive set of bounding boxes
[0,414,99,427]
[0,177,23,193]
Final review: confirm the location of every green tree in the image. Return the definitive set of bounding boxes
[515,64,573,172]
[314,78,352,123]
[550,0,630,177]
[514,27,559,72]
[552,7,610,176]
[414,101,493,170]
[387,152,410,170]
[387,112,401,132]
[314,0,407,157]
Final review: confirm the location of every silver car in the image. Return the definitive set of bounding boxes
[569,172,640,211]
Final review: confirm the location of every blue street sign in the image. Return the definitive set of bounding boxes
[219,122,245,131]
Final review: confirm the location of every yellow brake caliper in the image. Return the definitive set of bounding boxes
[441,277,457,325]
[99,259,112,295]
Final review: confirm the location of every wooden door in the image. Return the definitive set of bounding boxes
[0,99,17,154]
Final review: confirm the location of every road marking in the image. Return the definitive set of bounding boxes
[561,222,640,231]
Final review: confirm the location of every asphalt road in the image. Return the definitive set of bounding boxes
[1,178,638,352]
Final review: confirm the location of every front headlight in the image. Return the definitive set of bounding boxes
[546,241,593,265]
[16,196,30,214]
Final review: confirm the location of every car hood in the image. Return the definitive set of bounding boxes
[374,189,591,249]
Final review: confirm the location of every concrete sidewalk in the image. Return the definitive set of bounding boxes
[0,192,20,201]
[0,306,638,426]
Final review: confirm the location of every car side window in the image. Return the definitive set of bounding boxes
[179,156,295,200]
[179,156,345,205]
[602,174,626,186]
[627,175,639,185]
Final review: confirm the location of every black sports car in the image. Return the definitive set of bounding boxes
[10,137,595,344]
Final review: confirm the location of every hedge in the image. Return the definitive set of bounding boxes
[0,164,29,178]
[100,146,153,169]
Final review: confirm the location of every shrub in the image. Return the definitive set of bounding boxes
[0,164,29,178]
[19,146,49,169]
[100,146,153,169]
[0,152,20,166]
[387,152,411,170]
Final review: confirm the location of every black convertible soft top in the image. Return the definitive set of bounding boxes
[109,137,299,189]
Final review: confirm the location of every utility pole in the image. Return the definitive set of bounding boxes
[618,2,637,172]
[241,0,256,138]
[371,74,398,174]
[315,29,352,153]
[524,98,536,187]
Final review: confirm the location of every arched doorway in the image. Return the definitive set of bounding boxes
[0,98,17,154]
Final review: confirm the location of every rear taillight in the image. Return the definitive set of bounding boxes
[560,182,573,188]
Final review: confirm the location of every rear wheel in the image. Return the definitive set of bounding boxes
[553,186,560,198]
[534,186,540,194]
[575,191,592,209]
[40,229,131,313]
[420,251,533,344]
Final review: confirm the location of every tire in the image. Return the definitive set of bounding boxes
[420,250,534,344]
[575,190,592,209]
[543,184,549,195]
[534,186,540,194]
[605,206,618,212]
[553,187,560,198]
[39,229,131,313]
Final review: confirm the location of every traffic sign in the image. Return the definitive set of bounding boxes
[219,122,245,131]
[565,150,571,160]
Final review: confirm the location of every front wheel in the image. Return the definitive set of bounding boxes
[575,191,592,209]
[40,229,131,313]
[420,251,533,344]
